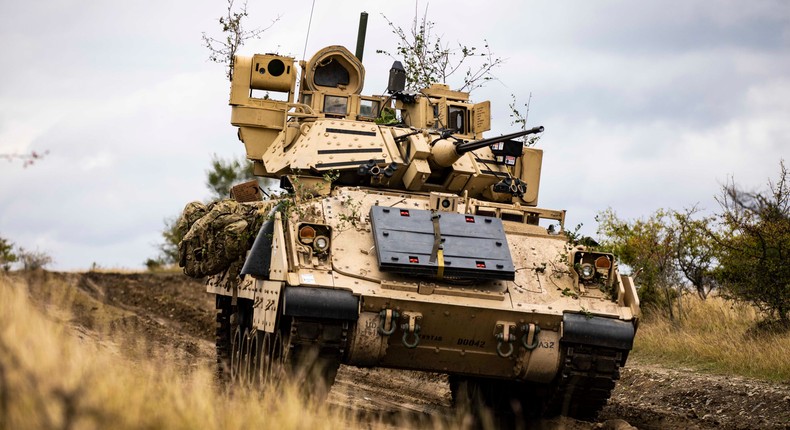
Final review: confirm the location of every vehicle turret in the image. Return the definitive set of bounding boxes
[227,42,546,205]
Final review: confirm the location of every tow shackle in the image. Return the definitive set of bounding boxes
[400,312,422,349]
[494,322,517,358]
[378,309,399,335]
[521,323,541,350]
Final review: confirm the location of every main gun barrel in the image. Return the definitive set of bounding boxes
[455,126,544,155]
[429,126,544,168]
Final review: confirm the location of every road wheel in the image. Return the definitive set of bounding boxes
[244,328,259,386]
[247,329,286,388]
[230,325,244,382]
[216,296,254,386]
[264,330,287,386]
[215,295,233,383]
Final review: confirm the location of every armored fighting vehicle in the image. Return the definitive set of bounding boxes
[179,17,640,421]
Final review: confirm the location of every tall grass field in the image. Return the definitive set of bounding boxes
[632,295,790,382]
[0,274,390,430]
[3,271,788,429]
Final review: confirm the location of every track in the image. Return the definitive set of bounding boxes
[547,344,625,419]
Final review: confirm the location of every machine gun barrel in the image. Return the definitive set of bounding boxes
[454,126,544,155]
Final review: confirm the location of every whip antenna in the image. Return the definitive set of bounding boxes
[302,0,317,61]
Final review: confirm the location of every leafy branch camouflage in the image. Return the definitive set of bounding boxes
[509,93,541,147]
[376,6,503,93]
[201,0,280,80]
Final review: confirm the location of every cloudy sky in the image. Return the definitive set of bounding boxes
[1,0,788,270]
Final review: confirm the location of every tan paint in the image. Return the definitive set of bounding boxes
[253,280,283,333]
[347,312,390,365]
[261,187,633,378]
[515,148,543,205]
[249,54,296,93]
[269,212,288,282]
[515,328,561,382]
[226,46,547,203]
[212,45,641,385]
[303,46,365,94]
[210,183,638,380]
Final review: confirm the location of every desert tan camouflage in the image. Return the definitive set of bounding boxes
[186,38,641,421]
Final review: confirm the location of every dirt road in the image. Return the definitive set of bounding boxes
[15,271,790,429]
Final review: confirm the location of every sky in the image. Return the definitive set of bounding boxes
[0,0,788,270]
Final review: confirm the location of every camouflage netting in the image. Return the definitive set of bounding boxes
[177,199,273,288]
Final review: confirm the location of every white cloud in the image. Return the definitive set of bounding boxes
[0,0,788,269]
[78,153,115,171]
[0,118,47,153]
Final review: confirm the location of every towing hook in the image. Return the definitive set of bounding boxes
[495,332,516,358]
[400,312,422,349]
[400,322,421,348]
[493,321,517,358]
[521,323,541,350]
[378,309,399,335]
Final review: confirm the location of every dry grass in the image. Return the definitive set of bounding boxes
[0,275,442,430]
[632,295,790,382]
[0,272,474,430]
[6,270,786,429]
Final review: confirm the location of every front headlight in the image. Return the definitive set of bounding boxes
[579,263,595,280]
[571,248,615,288]
[313,235,330,253]
[297,223,332,258]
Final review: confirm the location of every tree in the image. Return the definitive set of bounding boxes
[0,237,54,271]
[152,216,182,266]
[1,155,50,270]
[596,208,683,319]
[0,236,17,271]
[714,161,790,324]
[376,4,503,93]
[202,0,279,80]
[205,154,258,201]
[674,209,718,300]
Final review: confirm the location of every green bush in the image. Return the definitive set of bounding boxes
[0,236,18,271]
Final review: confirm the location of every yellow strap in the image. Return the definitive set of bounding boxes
[437,249,444,279]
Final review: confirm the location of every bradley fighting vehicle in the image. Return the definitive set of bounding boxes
[183,16,640,421]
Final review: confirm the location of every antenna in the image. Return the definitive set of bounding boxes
[355,12,369,61]
[302,0,317,61]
